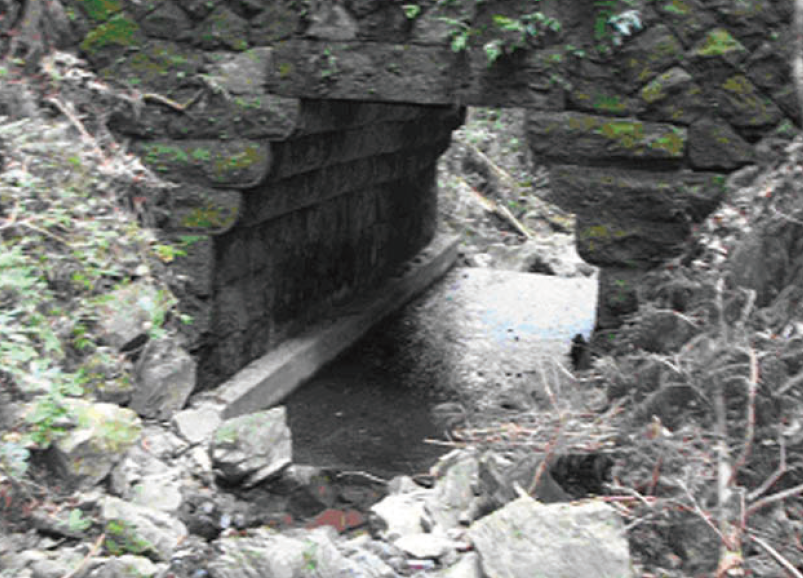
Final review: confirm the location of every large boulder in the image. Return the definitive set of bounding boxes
[131,337,197,420]
[48,400,142,489]
[468,496,633,578]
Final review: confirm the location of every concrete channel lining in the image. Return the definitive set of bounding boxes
[214,232,460,419]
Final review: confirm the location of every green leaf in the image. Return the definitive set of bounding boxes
[402,4,421,19]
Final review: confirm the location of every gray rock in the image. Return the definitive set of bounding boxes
[205,47,273,95]
[369,493,430,541]
[96,281,160,352]
[49,400,142,489]
[209,406,292,487]
[427,449,481,530]
[689,117,754,170]
[394,533,455,560]
[468,496,634,578]
[307,3,358,40]
[172,403,223,445]
[131,337,197,420]
[208,527,364,578]
[88,554,160,578]
[345,546,401,578]
[101,496,188,562]
[436,552,482,578]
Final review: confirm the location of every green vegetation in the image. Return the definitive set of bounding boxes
[0,112,180,480]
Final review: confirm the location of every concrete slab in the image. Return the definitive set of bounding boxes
[215,233,460,419]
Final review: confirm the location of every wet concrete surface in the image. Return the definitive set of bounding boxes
[285,267,597,478]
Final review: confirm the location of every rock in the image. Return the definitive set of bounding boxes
[369,493,430,541]
[627,308,701,354]
[615,25,684,90]
[436,552,482,578]
[307,3,358,40]
[209,406,292,486]
[688,117,754,170]
[482,240,594,278]
[639,67,708,125]
[96,281,160,352]
[345,545,401,578]
[132,139,272,189]
[88,554,160,578]
[528,112,686,166]
[394,533,455,560]
[102,496,188,562]
[109,438,185,514]
[208,527,364,578]
[48,400,142,489]
[468,496,634,578]
[274,464,338,518]
[131,337,197,420]
[172,403,223,445]
[427,449,482,529]
[478,452,570,509]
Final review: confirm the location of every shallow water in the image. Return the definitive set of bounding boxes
[285,266,597,478]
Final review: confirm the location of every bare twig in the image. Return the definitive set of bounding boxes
[680,481,735,551]
[777,369,803,396]
[747,482,803,517]
[60,532,105,578]
[335,471,388,485]
[730,347,758,485]
[747,437,786,502]
[749,533,803,578]
[45,97,93,142]
[142,90,204,112]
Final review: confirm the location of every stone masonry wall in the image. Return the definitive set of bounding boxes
[57,0,797,382]
[56,1,464,388]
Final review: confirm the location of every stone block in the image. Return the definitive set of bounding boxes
[166,185,241,235]
[528,112,686,166]
[195,5,249,51]
[134,139,271,189]
[688,117,754,170]
[97,40,203,94]
[639,67,708,125]
[548,165,726,222]
[711,74,783,131]
[654,0,717,47]
[169,234,214,297]
[615,25,684,90]
[595,267,647,331]
[575,212,690,268]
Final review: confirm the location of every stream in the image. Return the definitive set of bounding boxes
[285,266,597,478]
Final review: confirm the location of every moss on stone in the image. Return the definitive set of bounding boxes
[212,145,261,179]
[650,127,685,156]
[661,0,690,15]
[78,0,123,22]
[141,143,190,172]
[181,204,237,230]
[640,76,667,104]
[105,519,156,557]
[80,13,140,53]
[593,94,628,114]
[695,28,744,57]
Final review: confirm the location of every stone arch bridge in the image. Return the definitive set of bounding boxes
[59,0,796,389]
